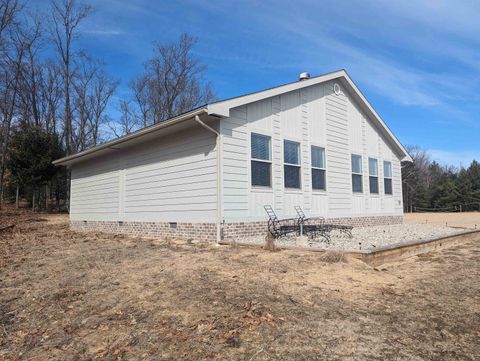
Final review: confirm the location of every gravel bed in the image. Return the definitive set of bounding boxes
[237,223,471,251]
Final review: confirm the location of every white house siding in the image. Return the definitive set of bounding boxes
[221,81,404,223]
[70,156,121,221]
[70,125,217,223]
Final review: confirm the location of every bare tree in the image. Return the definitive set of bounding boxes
[0,0,20,46]
[0,10,28,208]
[129,74,152,128]
[72,58,117,150]
[15,16,43,128]
[88,69,117,146]
[109,99,138,138]
[402,145,432,212]
[50,0,91,155]
[40,60,63,134]
[72,56,95,151]
[129,33,215,127]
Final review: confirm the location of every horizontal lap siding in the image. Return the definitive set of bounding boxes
[71,157,120,221]
[124,127,217,222]
[70,125,217,223]
[221,107,250,219]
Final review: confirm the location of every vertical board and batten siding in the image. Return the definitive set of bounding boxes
[70,125,218,223]
[324,82,351,216]
[221,80,404,222]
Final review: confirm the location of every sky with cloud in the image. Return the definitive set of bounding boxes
[32,0,480,167]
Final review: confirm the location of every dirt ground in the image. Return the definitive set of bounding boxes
[405,211,480,229]
[1,210,479,360]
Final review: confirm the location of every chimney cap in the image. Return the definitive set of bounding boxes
[299,72,310,81]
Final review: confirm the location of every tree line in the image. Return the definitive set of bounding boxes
[402,146,480,212]
[0,0,214,210]
[0,0,477,214]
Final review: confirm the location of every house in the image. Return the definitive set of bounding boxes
[54,70,412,243]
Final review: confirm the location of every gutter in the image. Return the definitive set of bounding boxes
[53,107,207,166]
[194,115,222,244]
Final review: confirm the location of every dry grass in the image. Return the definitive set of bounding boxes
[1,209,479,360]
[318,250,346,263]
[405,211,480,229]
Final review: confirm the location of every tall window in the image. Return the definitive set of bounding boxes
[311,146,326,190]
[284,140,301,188]
[384,161,393,195]
[251,133,271,187]
[351,154,363,193]
[369,157,379,194]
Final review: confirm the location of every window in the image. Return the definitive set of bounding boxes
[311,146,326,190]
[284,140,301,188]
[351,154,363,193]
[369,157,379,194]
[251,133,271,187]
[384,161,393,195]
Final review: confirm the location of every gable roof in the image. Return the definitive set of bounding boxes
[207,69,412,162]
[54,69,412,166]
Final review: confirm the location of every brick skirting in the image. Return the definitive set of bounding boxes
[70,220,217,242]
[71,215,403,243]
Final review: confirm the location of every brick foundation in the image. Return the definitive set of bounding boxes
[71,215,403,243]
[70,220,217,242]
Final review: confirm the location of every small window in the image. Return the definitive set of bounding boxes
[311,146,326,191]
[251,133,271,187]
[369,157,379,194]
[284,140,301,189]
[384,161,393,195]
[351,155,363,193]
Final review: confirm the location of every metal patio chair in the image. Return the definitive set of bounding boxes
[294,206,353,240]
[264,205,299,239]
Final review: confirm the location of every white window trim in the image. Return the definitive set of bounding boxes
[383,160,393,196]
[250,132,273,190]
[351,154,363,194]
[283,139,301,190]
[311,145,327,192]
[368,157,379,195]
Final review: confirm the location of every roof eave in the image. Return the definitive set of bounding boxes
[53,107,207,166]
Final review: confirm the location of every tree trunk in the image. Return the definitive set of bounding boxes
[15,184,19,209]
[32,188,36,212]
[45,184,49,211]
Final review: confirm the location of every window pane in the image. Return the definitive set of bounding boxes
[383,161,392,178]
[384,178,393,194]
[369,176,379,194]
[311,146,325,168]
[352,174,363,192]
[251,133,270,161]
[284,140,300,165]
[251,161,271,186]
[351,155,362,174]
[312,169,326,190]
[368,158,378,176]
[284,165,300,188]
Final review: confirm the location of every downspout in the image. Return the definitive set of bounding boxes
[194,115,222,243]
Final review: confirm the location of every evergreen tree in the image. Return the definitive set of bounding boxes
[7,126,65,208]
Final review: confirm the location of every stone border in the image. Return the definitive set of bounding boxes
[220,229,480,267]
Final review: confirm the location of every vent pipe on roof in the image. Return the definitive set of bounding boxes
[299,72,310,81]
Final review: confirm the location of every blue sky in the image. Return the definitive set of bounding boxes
[34,0,480,167]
